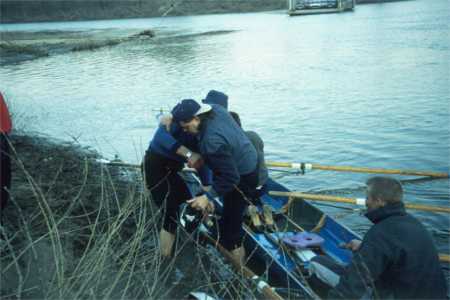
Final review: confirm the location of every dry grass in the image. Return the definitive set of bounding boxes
[0,134,259,299]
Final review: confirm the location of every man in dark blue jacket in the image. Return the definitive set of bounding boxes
[146,89,230,256]
[171,99,258,264]
[202,91,268,188]
[144,115,211,257]
[309,177,448,299]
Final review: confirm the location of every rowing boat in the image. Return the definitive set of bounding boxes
[181,171,360,299]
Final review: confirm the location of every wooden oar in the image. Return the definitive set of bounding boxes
[107,160,449,179]
[107,160,449,178]
[269,191,450,214]
[439,254,450,263]
[109,161,449,212]
[202,234,284,300]
[266,161,449,178]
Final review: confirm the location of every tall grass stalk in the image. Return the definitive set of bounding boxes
[1,135,261,299]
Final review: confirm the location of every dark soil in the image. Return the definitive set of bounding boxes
[0,133,257,299]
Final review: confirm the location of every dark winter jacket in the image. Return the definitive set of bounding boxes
[329,202,448,299]
[198,105,257,196]
[244,130,268,187]
[201,92,267,187]
[149,123,193,161]
[148,122,211,185]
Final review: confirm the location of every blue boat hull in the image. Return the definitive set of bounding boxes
[182,172,360,298]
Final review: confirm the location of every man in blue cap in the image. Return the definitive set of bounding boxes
[201,90,268,188]
[144,108,211,258]
[171,98,258,264]
[144,90,228,257]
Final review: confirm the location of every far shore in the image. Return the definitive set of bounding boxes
[0,0,412,24]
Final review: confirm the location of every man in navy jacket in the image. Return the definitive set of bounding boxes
[171,99,258,264]
[309,177,448,299]
[144,113,211,258]
[145,90,226,258]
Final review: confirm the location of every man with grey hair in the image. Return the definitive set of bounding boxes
[309,176,447,299]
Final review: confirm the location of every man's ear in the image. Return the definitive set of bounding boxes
[375,197,386,207]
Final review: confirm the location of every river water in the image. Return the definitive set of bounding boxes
[1,0,449,259]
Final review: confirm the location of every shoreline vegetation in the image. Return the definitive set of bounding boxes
[0,132,256,299]
[2,0,285,24]
[0,0,411,24]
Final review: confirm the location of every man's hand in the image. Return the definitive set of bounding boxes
[205,200,215,214]
[187,195,210,211]
[340,239,362,251]
[187,152,204,169]
[159,114,173,131]
[202,185,212,193]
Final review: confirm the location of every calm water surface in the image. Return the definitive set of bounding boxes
[1,0,449,253]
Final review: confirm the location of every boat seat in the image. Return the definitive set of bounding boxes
[294,249,317,262]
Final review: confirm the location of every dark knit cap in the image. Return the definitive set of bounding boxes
[202,90,228,109]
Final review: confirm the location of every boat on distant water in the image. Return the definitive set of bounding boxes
[288,0,355,16]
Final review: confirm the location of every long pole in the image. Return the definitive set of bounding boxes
[106,161,449,179]
[266,161,449,178]
[269,191,450,214]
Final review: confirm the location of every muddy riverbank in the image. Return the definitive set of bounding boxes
[0,28,156,65]
[0,132,256,299]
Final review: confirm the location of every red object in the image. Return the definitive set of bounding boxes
[0,92,12,134]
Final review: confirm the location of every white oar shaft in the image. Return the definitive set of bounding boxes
[269,191,450,214]
[266,161,449,178]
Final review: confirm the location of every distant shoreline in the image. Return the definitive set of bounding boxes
[0,0,411,24]
[0,0,286,24]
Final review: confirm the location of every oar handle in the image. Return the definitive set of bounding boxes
[269,191,450,214]
[266,161,449,178]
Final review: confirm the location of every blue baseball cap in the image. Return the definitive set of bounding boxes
[171,99,212,123]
